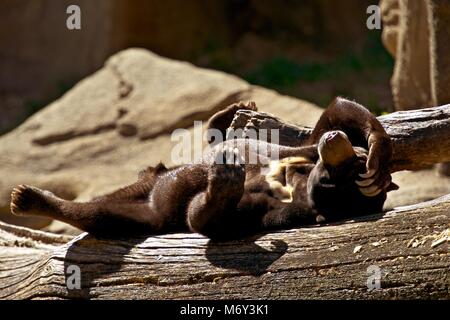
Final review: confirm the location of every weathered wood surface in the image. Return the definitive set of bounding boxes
[1,104,449,300]
[0,195,448,300]
[230,104,450,172]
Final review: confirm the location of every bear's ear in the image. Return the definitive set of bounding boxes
[316,214,326,224]
[386,182,400,192]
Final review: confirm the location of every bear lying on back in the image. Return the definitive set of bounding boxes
[10,97,398,240]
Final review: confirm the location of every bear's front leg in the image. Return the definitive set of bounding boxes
[187,147,246,239]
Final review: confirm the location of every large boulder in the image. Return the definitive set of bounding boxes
[385,169,450,209]
[0,48,322,232]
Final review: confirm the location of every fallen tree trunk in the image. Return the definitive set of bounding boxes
[0,194,448,299]
[1,104,449,300]
[229,104,450,172]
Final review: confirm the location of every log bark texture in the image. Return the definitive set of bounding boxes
[0,195,448,300]
[0,104,449,300]
[229,104,450,172]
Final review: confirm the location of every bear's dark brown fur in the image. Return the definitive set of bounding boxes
[10,97,397,240]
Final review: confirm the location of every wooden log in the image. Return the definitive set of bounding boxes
[1,103,449,300]
[229,104,450,172]
[0,194,448,300]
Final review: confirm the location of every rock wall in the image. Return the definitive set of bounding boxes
[380,0,450,175]
[380,0,450,110]
[0,0,115,132]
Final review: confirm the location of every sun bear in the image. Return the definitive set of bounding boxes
[10,97,398,240]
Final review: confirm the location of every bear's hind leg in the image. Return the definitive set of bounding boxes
[11,185,61,219]
[10,184,168,236]
[187,147,248,239]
